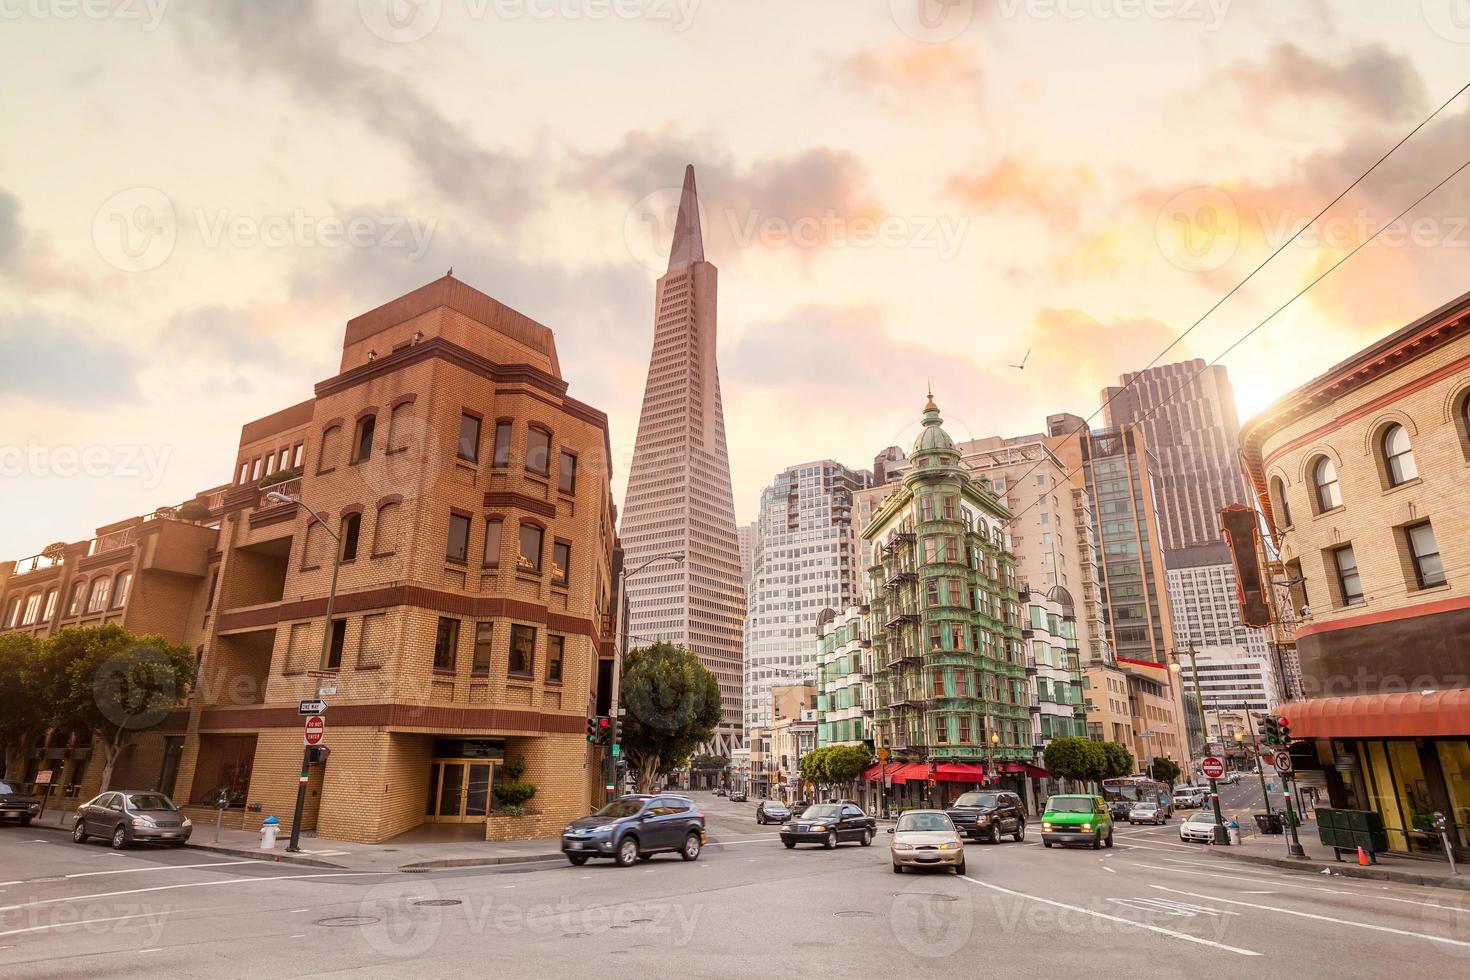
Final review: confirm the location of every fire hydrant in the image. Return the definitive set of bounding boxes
[260,815,281,850]
[1227,818,1242,845]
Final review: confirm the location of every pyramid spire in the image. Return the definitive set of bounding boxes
[667,164,705,272]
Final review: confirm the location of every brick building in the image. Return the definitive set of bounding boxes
[1,274,618,843]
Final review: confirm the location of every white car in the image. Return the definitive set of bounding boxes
[1127,803,1165,825]
[1179,812,1219,843]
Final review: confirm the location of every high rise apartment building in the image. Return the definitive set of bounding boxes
[1165,543,1270,657]
[619,166,746,753]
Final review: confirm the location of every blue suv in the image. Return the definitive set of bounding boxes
[561,794,706,867]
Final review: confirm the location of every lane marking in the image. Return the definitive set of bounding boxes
[0,911,161,938]
[63,860,258,880]
[137,948,162,954]
[1132,863,1469,912]
[960,877,1260,956]
[1149,885,1470,949]
[0,872,379,913]
[1103,866,1116,874]
[289,908,310,913]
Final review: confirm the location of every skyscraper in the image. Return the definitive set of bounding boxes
[620,165,746,754]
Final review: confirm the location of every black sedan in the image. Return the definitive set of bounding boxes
[0,780,42,827]
[779,803,876,849]
[755,800,790,825]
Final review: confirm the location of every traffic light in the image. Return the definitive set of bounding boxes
[585,716,612,745]
[586,717,600,744]
[1278,716,1291,746]
[1259,715,1281,745]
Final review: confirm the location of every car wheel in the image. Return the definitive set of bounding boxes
[614,836,639,867]
[756,815,764,825]
[991,825,1002,844]
[824,830,837,850]
[892,863,903,874]
[1043,840,1053,848]
[1013,823,1025,843]
[567,854,588,866]
[783,840,796,849]
[111,825,130,850]
[1104,830,1114,849]
[860,829,873,847]
[680,832,701,861]
[955,860,966,876]
[72,821,88,844]
[19,815,32,827]
[1091,832,1102,850]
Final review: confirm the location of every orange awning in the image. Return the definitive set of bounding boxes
[1278,689,1470,739]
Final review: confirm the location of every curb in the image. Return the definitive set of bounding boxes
[397,852,564,872]
[1206,844,1470,891]
[19,818,348,870]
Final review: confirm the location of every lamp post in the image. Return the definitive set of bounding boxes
[612,552,685,801]
[266,490,342,854]
[1138,730,1159,779]
[987,731,1000,786]
[1171,647,1230,846]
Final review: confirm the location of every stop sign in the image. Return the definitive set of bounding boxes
[304,715,325,746]
[1200,756,1225,780]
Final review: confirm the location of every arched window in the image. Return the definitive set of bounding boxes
[1311,456,1342,512]
[87,576,111,613]
[341,513,362,562]
[42,587,59,621]
[111,571,133,608]
[1381,423,1418,486]
[374,501,401,555]
[65,580,86,617]
[1270,476,1292,528]
[317,425,342,474]
[20,592,41,625]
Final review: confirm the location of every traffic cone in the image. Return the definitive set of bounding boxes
[1357,846,1370,866]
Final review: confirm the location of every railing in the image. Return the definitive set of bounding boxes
[88,526,138,556]
[11,552,64,575]
[258,477,302,503]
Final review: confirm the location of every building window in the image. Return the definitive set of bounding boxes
[1381,424,1418,487]
[263,451,275,474]
[508,623,536,676]
[558,449,577,495]
[341,513,361,562]
[483,519,502,566]
[87,576,110,613]
[292,443,304,468]
[433,617,459,672]
[493,421,513,468]
[552,541,570,587]
[920,495,934,521]
[926,581,940,607]
[928,623,942,649]
[958,715,972,743]
[1331,545,1364,606]
[955,671,969,698]
[352,415,376,463]
[20,593,40,625]
[3,597,20,628]
[326,619,347,671]
[518,523,544,574]
[111,571,132,608]
[932,671,946,697]
[238,462,249,484]
[318,425,341,473]
[373,502,401,555]
[1312,456,1342,512]
[65,581,85,617]
[251,457,263,481]
[942,495,956,519]
[934,717,948,744]
[1270,476,1292,528]
[1406,522,1446,589]
[447,513,471,563]
[41,588,58,621]
[525,426,552,476]
[472,621,494,675]
[547,634,564,684]
[387,402,412,452]
[458,413,481,463]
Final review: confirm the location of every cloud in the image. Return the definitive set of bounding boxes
[1225,43,1426,122]
[836,40,985,109]
[176,1,536,226]
[0,311,141,407]
[946,155,1098,227]
[1026,307,1187,402]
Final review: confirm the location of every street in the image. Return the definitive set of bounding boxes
[3,794,1469,978]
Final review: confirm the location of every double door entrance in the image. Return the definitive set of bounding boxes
[425,759,493,823]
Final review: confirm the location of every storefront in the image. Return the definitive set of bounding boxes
[862,761,1047,814]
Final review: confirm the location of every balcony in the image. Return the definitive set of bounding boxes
[88,526,138,557]
[884,610,919,631]
[10,551,65,577]
[885,646,921,668]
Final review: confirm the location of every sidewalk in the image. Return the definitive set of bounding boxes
[1206,818,1470,891]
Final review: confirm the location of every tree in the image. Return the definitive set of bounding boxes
[1148,757,1181,785]
[823,745,871,790]
[798,746,829,788]
[1043,737,1107,791]
[0,633,46,780]
[691,753,729,772]
[1099,741,1134,780]
[618,642,721,793]
[45,625,194,792]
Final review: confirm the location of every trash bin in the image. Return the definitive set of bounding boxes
[260,815,281,850]
[1254,812,1284,835]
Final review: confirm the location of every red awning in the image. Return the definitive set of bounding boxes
[1278,690,1470,739]
[888,763,931,784]
[934,762,988,782]
[1000,761,1048,778]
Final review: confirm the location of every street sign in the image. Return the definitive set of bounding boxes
[1274,752,1294,774]
[1200,756,1225,780]
[611,743,622,758]
[35,769,52,785]
[317,686,337,697]
[299,700,327,716]
[304,715,325,745]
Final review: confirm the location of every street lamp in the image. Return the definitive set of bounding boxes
[1170,648,1230,846]
[610,552,685,800]
[987,731,1000,785]
[266,489,343,854]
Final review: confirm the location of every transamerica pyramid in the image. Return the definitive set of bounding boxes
[621,165,746,755]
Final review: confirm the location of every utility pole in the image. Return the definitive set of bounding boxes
[1241,708,1274,818]
[1171,646,1229,845]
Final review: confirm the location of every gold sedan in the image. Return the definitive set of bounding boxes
[888,809,966,875]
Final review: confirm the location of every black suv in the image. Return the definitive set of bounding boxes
[0,781,42,827]
[561,794,706,867]
[946,790,1027,843]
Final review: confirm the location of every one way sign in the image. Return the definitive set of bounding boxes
[299,700,327,715]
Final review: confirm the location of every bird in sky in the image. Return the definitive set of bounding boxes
[1009,348,1030,370]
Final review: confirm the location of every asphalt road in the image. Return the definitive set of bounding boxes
[3,794,1469,978]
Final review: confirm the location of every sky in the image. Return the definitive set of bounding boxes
[1,0,1468,559]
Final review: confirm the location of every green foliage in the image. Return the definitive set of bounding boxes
[1148,757,1182,784]
[495,804,531,817]
[499,756,527,781]
[1099,741,1134,780]
[258,470,296,489]
[618,642,721,792]
[691,753,729,772]
[176,501,212,522]
[495,781,537,806]
[0,633,46,779]
[796,744,871,791]
[1043,736,1107,787]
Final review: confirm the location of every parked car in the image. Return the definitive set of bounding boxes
[0,780,42,827]
[779,803,876,849]
[561,794,705,867]
[1040,794,1114,849]
[889,809,965,875]
[730,789,747,803]
[1127,802,1166,825]
[713,787,728,797]
[755,800,790,825]
[72,791,192,849]
[1179,811,1220,843]
[945,790,1026,843]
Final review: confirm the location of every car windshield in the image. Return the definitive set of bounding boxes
[1046,797,1094,813]
[1134,803,1156,810]
[1188,813,1215,823]
[897,812,954,833]
[953,793,998,808]
[0,781,15,794]
[127,794,177,811]
[764,801,787,809]
[801,805,842,819]
[596,799,645,818]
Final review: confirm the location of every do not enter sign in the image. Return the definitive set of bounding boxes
[1200,756,1225,780]
[304,715,325,746]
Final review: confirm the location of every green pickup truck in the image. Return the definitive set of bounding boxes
[1041,794,1114,849]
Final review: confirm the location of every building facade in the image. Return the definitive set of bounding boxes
[2,274,619,845]
[619,165,745,754]
[1241,290,1470,857]
[743,460,871,732]
[1166,543,1271,657]
[816,605,872,749]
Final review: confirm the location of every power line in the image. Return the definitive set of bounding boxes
[996,79,1470,511]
